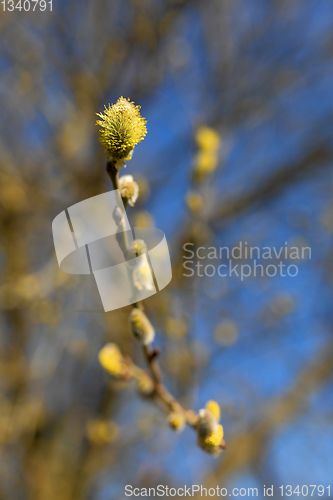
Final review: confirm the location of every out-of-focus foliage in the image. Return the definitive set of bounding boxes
[1,0,333,498]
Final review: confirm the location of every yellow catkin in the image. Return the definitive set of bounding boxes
[96,97,147,163]
[196,126,220,151]
[98,343,125,377]
[193,126,221,180]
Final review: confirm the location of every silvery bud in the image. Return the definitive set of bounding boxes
[129,308,155,346]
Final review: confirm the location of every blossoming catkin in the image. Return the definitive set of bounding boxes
[96,97,147,167]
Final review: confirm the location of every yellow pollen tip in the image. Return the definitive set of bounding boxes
[205,400,220,421]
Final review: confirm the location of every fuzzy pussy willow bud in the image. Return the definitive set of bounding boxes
[129,308,155,345]
[168,411,186,433]
[98,343,127,378]
[125,239,147,263]
[118,175,139,206]
[96,97,147,167]
[197,408,218,439]
[196,401,224,456]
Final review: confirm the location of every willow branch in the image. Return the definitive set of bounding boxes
[105,160,198,429]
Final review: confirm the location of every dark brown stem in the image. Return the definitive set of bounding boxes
[142,344,161,386]
[106,160,128,208]
[106,160,118,190]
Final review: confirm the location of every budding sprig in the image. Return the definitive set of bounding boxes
[96,98,226,456]
[98,344,226,455]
